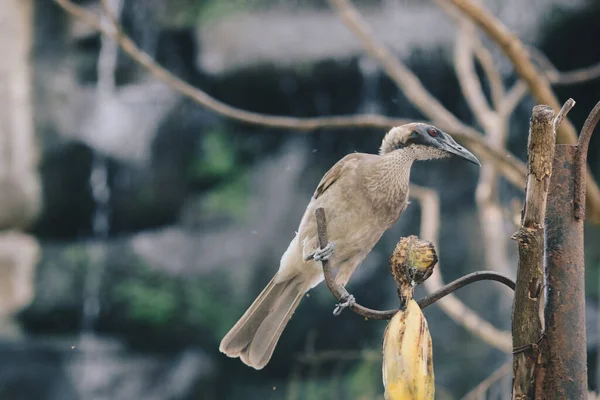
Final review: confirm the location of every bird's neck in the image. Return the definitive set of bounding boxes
[365,149,415,205]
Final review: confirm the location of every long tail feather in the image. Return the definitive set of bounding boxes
[219,273,309,369]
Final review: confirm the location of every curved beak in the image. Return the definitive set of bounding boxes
[437,132,481,166]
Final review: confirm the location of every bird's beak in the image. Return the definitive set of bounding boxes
[437,133,481,166]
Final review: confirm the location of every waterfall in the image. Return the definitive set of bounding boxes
[357,55,381,114]
[73,1,122,398]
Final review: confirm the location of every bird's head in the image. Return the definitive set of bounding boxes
[379,123,481,166]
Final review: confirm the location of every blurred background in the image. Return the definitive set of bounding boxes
[1,0,600,398]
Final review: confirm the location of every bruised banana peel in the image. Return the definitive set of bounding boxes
[382,299,434,400]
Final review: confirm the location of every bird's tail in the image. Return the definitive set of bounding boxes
[219,272,309,370]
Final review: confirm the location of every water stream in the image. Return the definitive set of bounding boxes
[73,1,122,398]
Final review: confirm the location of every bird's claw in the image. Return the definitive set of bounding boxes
[313,242,335,262]
[333,294,356,316]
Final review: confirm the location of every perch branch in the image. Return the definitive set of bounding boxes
[409,184,513,352]
[575,101,600,220]
[314,207,515,320]
[55,0,527,193]
[445,0,600,224]
[315,207,394,320]
[417,271,515,309]
[511,102,566,398]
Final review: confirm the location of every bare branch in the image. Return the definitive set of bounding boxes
[327,0,461,128]
[511,104,560,398]
[454,23,496,130]
[445,0,600,224]
[449,15,514,281]
[473,41,505,111]
[57,0,414,131]
[499,81,528,117]
[410,184,513,352]
[529,46,600,86]
[438,0,505,110]
[55,0,529,193]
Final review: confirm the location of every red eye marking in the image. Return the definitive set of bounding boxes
[428,128,438,137]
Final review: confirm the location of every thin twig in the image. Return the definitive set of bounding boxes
[500,81,528,117]
[473,42,505,111]
[528,46,600,86]
[454,23,496,130]
[445,0,600,224]
[575,101,600,220]
[327,0,460,127]
[57,0,412,131]
[554,98,576,131]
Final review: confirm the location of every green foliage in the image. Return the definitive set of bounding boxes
[113,279,178,328]
[190,129,237,180]
[202,177,249,219]
[198,0,278,25]
[110,259,239,345]
[183,276,240,341]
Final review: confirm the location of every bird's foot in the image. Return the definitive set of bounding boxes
[313,242,336,262]
[333,293,356,316]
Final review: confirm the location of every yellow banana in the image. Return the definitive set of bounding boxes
[382,236,437,400]
[382,299,434,400]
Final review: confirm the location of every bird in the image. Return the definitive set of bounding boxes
[219,122,480,370]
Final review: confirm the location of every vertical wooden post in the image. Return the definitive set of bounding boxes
[511,105,558,399]
[538,101,599,399]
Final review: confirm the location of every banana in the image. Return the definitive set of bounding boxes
[382,299,434,400]
[382,236,436,400]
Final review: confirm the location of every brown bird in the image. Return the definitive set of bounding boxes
[219,123,480,370]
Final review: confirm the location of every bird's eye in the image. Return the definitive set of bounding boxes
[428,128,438,137]
[410,131,419,137]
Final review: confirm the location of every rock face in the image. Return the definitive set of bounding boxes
[0,0,41,338]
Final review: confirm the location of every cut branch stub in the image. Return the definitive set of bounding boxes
[522,105,557,227]
[511,102,568,399]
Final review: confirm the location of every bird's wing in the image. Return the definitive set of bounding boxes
[313,153,365,199]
